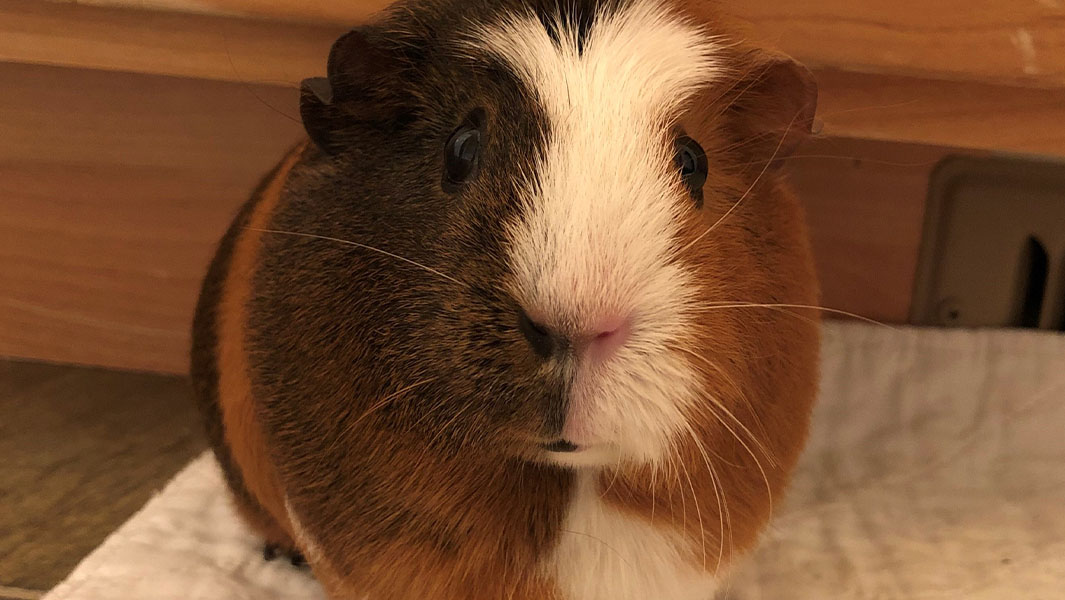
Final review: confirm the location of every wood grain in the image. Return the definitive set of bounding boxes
[0,359,205,590]
[0,62,305,373]
[1,0,342,84]
[71,0,1065,88]
[817,68,1065,157]
[789,138,953,324]
[8,0,1064,157]
[72,0,392,26]
[723,0,1065,89]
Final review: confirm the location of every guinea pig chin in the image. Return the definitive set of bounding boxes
[540,342,700,469]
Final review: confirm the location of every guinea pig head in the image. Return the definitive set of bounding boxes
[278,0,817,476]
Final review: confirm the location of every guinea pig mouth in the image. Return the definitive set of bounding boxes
[540,439,580,453]
[535,439,620,468]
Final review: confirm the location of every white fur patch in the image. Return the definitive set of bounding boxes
[472,0,722,464]
[549,472,720,600]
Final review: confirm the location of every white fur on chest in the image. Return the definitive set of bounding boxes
[547,472,720,600]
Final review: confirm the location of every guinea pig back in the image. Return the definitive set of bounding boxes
[191,1,820,599]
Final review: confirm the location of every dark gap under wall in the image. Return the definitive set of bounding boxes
[1014,236,1049,328]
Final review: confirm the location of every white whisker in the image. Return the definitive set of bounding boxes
[682,423,730,574]
[677,348,775,464]
[678,451,707,571]
[249,227,463,286]
[695,301,894,329]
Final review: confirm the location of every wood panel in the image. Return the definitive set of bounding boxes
[723,0,1065,89]
[1,0,343,85]
[789,138,953,324]
[9,0,1065,157]
[817,69,1065,157]
[72,0,1065,88]
[73,0,391,27]
[0,62,305,373]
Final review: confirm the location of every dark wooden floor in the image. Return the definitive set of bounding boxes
[0,359,206,599]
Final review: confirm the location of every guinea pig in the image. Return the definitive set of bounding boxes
[190,0,820,598]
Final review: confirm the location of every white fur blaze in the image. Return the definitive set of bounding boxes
[549,472,721,600]
[472,0,723,464]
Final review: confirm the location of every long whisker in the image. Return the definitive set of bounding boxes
[346,378,437,435]
[600,455,624,498]
[678,451,707,572]
[248,227,463,286]
[698,351,773,452]
[676,348,776,526]
[694,302,895,329]
[733,153,941,169]
[687,388,774,519]
[650,459,658,525]
[676,348,775,464]
[682,423,729,574]
[666,451,683,532]
[222,34,301,124]
[561,529,637,571]
[324,378,436,459]
[422,396,476,452]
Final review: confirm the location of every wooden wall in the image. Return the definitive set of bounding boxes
[76,0,1065,90]
[0,62,304,373]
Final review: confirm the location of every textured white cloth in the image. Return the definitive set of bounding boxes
[44,323,1065,600]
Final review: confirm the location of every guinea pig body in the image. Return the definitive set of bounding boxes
[191,0,821,598]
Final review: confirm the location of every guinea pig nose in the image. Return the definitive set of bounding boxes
[518,309,557,358]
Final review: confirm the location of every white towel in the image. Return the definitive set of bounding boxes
[44,323,1065,600]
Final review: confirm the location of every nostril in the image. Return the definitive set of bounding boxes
[584,315,631,360]
[592,316,629,342]
[518,310,555,358]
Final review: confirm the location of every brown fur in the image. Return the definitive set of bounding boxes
[214,143,306,548]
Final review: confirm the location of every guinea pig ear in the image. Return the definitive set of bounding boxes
[721,52,818,168]
[299,77,341,153]
[299,28,407,155]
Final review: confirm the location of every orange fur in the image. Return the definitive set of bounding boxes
[216,143,306,547]
[597,20,822,574]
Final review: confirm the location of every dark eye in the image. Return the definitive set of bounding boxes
[443,112,484,191]
[674,135,708,201]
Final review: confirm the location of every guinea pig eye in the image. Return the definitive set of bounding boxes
[674,135,708,201]
[443,113,484,191]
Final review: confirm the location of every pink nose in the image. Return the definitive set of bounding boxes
[579,315,631,362]
[518,309,631,362]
